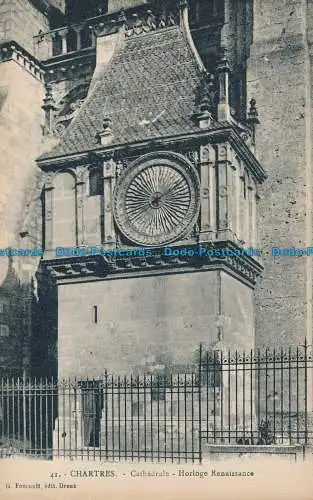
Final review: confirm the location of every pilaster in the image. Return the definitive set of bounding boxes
[44,173,54,253]
[239,168,249,246]
[247,177,255,251]
[199,144,216,242]
[216,143,233,241]
[102,157,116,245]
[76,166,88,246]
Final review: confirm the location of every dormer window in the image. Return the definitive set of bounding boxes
[89,168,103,196]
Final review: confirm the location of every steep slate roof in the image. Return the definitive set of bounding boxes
[40,26,204,160]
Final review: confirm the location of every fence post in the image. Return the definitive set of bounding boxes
[304,338,308,444]
[198,343,202,462]
[23,370,26,455]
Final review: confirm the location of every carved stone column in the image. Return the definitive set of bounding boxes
[235,159,243,243]
[216,143,232,241]
[254,188,260,250]
[250,182,258,250]
[76,166,88,246]
[230,155,240,242]
[199,144,216,242]
[59,28,68,54]
[229,161,238,241]
[244,175,250,247]
[44,173,54,255]
[247,180,254,250]
[74,26,82,51]
[239,170,249,246]
[103,157,116,245]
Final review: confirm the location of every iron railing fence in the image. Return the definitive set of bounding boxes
[199,341,312,446]
[0,341,312,462]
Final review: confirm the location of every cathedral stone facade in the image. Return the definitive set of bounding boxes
[0,0,312,393]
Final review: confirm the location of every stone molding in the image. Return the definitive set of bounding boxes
[0,41,45,82]
[37,125,267,185]
[41,241,263,289]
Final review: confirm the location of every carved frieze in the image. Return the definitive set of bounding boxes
[42,242,263,288]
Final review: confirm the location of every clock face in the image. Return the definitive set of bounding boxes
[113,156,200,247]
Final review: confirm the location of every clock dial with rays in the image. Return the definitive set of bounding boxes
[113,156,200,247]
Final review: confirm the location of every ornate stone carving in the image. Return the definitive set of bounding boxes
[124,9,178,38]
[116,160,127,178]
[52,83,90,136]
[183,150,199,165]
[219,186,228,197]
[113,154,200,247]
[54,97,86,137]
[42,241,262,288]
[195,72,218,117]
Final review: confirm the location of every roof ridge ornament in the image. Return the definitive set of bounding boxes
[42,83,56,136]
[97,116,114,146]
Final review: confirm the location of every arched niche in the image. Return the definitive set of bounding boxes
[53,171,77,248]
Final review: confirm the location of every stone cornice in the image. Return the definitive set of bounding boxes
[43,48,96,83]
[0,41,45,82]
[37,123,266,183]
[41,241,263,289]
[42,47,95,68]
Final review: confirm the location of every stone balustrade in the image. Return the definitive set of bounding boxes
[33,5,181,61]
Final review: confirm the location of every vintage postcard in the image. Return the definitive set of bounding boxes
[0,1,312,499]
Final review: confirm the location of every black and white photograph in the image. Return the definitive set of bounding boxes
[0,1,312,499]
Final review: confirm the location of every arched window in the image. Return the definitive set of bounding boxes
[52,32,62,56]
[80,24,93,49]
[66,28,77,53]
[53,172,77,247]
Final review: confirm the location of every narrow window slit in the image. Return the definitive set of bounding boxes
[93,305,98,324]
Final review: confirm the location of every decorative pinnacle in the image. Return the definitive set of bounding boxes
[42,84,56,135]
[198,72,216,113]
[216,46,230,72]
[194,71,217,129]
[246,98,260,147]
[42,84,55,110]
[247,98,260,123]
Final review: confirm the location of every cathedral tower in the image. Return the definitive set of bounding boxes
[36,1,265,379]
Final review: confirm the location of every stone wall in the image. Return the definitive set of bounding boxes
[57,270,255,379]
[0,0,49,55]
[0,59,45,279]
[247,0,313,348]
